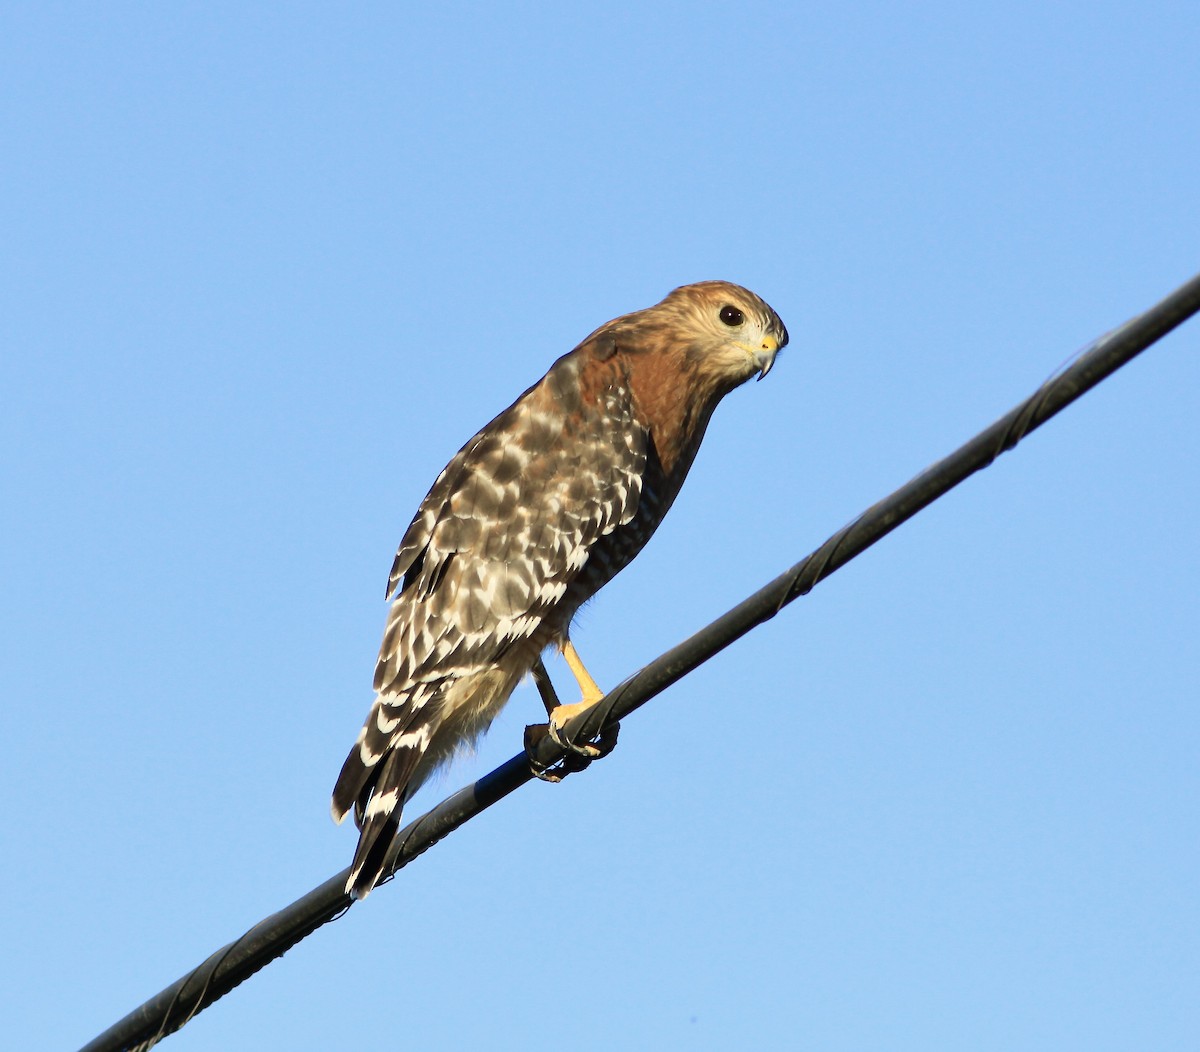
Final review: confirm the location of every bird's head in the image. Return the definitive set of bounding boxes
[639,280,789,393]
[570,280,789,415]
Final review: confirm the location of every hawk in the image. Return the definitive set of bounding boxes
[332,280,788,898]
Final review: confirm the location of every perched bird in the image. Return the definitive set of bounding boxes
[332,280,788,898]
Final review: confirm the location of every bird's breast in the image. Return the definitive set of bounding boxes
[558,445,682,622]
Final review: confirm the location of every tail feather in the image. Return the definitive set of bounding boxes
[347,812,400,900]
[334,688,448,898]
[333,690,439,827]
[342,741,427,898]
[331,732,375,827]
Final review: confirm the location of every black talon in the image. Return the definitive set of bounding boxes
[525,720,618,782]
[524,723,564,782]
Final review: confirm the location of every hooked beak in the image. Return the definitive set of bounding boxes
[754,334,780,381]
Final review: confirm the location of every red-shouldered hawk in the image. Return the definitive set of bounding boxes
[332,280,788,898]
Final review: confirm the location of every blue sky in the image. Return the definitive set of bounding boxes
[2,4,1198,1050]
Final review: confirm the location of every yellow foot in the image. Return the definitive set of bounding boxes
[548,699,603,756]
[524,645,619,782]
[548,699,620,768]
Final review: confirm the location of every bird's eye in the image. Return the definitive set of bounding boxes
[719,305,745,327]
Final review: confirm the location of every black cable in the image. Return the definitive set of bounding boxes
[80,270,1200,1052]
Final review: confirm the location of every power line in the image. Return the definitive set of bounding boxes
[80,270,1200,1052]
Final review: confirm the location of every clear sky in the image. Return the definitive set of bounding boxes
[3,4,1198,1050]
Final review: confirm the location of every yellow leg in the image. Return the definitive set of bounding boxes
[562,639,604,705]
[543,638,617,760]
